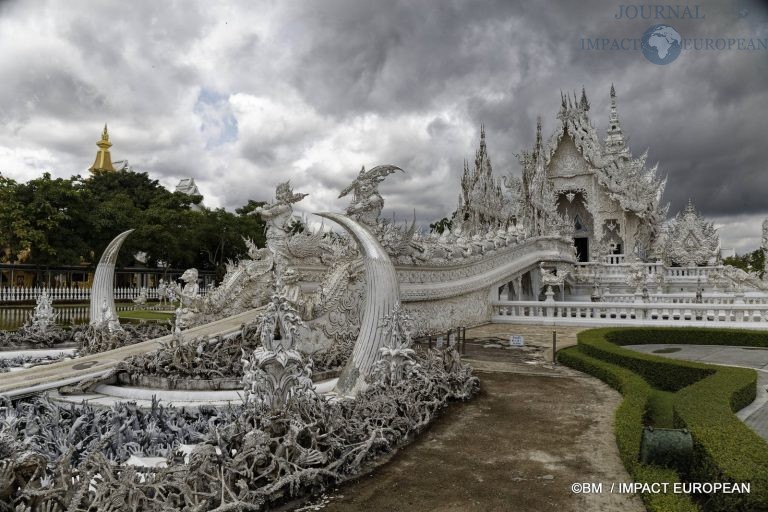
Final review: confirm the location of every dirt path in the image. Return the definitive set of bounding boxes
[306,324,644,512]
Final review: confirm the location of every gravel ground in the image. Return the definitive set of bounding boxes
[301,324,644,512]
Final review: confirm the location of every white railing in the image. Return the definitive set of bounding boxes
[0,286,209,303]
[492,300,768,329]
[600,293,768,305]
[574,262,721,282]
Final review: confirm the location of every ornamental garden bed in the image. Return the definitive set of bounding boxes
[559,327,768,512]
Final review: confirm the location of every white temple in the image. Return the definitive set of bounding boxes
[519,85,668,263]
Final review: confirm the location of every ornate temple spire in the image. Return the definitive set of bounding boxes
[474,124,492,178]
[89,124,115,173]
[580,86,590,112]
[604,83,626,156]
[534,116,543,154]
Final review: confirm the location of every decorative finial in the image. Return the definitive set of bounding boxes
[89,123,115,173]
[610,83,616,98]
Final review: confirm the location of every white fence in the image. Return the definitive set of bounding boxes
[574,262,720,282]
[600,293,768,305]
[0,286,209,303]
[492,300,768,329]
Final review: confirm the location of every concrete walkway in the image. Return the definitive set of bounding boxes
[625,344,768,442]
[308,324,642,512]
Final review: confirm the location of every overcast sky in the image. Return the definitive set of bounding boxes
[0,0,766,252]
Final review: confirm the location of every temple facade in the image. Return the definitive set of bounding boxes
[518,85,668,262]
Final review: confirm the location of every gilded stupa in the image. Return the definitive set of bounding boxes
[89,124,115,173]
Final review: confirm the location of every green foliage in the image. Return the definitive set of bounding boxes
[557,346,699,512]
[561,328,768,512]
[429,216,453,234]
[647,390,675,428]
[0,170,267,280]
[724,249,765,278]
[578,328,715,392]
[604,327,768,349]
[674,368,767,511]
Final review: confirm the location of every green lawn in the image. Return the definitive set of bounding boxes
[117,309,174,321]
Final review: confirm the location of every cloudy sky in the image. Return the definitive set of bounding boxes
[0,0,766,252]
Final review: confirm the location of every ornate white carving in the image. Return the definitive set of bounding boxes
[763,218,768,278]
[370,303,420,385]
[663,200,720,266]
[241,293,313,410]
[27,291,57,334]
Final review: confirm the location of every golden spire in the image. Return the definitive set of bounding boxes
[89,123,115,173]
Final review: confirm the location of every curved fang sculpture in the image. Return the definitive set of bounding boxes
[89,229,134,327]
[315,212,400,396]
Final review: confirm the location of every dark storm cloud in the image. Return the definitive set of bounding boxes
[0,0,766,252]
[269,0,768,221]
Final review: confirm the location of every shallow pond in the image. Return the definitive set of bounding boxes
[0,304,142,331]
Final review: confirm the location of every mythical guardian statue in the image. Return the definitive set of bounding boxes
[338,165,402,229]
[250,181,309,270]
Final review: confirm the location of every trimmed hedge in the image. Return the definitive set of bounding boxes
[563,328,768,512]
[577,328,715,392]
[558,346,699,512]
[604,326,768,349]
[674,368,768,512]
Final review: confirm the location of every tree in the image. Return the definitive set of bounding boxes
[0,175,30,262]
[429,215,454,234]
[2,173,89,265]
[724,249,765,279]
[0,169,268,280]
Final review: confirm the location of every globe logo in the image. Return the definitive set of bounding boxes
[641,24,682,65]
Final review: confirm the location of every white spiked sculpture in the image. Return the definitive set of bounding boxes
[89,229,134,330]
[316,212,400,396]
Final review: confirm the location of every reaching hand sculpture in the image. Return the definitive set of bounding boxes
[338,165,403,229]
